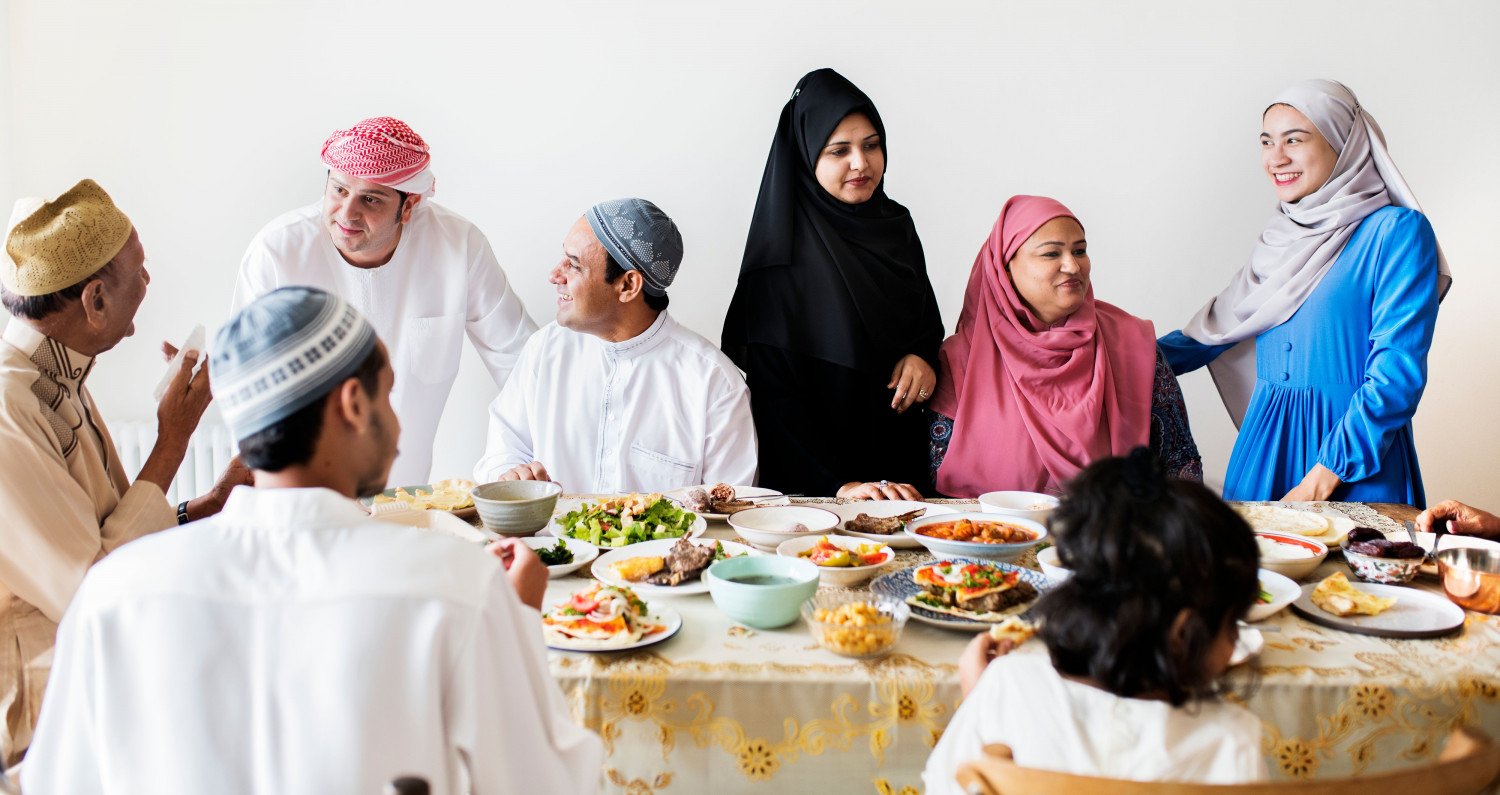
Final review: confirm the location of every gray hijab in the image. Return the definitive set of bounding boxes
[1181,79,1451,425]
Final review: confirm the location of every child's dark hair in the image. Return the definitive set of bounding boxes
[1034,447,1258,706]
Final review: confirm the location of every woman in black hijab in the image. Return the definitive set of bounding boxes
[723,68,944,499]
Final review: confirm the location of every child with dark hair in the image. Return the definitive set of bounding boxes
[923,448,1267,791]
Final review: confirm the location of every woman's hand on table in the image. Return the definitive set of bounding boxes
[888,354,936,414]
[487,538,548,611]
[838,480,922,501]
[499,461,551,482]
[1418,500,1500,540]
[958,632,1017,698]
[1281,463,1342,502]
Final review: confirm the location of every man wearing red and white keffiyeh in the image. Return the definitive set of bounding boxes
[231,116,538,486]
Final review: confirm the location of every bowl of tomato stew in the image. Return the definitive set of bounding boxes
[904,512,1047,562]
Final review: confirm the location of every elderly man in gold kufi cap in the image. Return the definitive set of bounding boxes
[0,179,244,767]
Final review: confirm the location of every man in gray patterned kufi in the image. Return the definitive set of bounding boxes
[586,198,683,297]
[212,286,377,443]
[473,199,758,493]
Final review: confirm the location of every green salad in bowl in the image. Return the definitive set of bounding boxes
[558,492,701,548]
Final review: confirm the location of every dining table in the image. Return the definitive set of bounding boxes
[527,498,1500,794]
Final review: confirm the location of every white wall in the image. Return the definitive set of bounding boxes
[5,0,1498,507]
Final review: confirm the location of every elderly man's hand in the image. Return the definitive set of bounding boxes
[156,349,212,445]
[487,537,548,610]
[499,461,551,483]
[1418,500,1500,541]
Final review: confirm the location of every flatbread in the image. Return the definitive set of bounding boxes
[1234,505,1333,538]
[905,592,1035,623]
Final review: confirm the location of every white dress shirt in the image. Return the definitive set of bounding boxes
[233,200,537,486]
[923,651,1267,792]
[0,320,176,766]
[23,486,602,794]
[475,312,758,492]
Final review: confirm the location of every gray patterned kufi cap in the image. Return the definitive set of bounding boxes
[586,198,682,297]
[211,286,378,442]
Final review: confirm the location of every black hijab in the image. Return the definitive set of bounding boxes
[722,68,943,375]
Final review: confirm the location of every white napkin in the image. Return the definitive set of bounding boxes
[153,324,206,402]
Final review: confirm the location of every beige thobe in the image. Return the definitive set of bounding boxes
[0,320,176,766]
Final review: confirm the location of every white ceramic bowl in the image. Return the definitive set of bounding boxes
[904,512,1047,562]
[776,534,895,587]
[1255,531,1329,581]
[729,506,840,552]
[520,535,598,579]
[977,491,1059,524]
[1246,567,1299,622]
[1035,545,1070,585]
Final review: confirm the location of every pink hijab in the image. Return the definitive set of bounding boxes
[930,196,1157,497]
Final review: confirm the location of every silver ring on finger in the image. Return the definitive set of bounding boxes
[879,480,889,488]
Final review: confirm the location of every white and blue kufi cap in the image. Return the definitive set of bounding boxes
[586,198,683,297]
[212,286,378,442]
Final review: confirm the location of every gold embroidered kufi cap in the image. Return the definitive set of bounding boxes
[3,179,132,296]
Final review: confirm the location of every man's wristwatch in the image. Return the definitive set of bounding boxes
[176,500,191,525]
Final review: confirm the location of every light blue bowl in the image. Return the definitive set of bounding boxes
[704,555,819,629]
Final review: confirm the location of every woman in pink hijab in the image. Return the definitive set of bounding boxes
[928,196,1201,497]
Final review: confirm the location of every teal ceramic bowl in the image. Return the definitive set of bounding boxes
[704,555,819,629]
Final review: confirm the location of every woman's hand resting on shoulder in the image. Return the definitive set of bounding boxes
[888,354,936,414]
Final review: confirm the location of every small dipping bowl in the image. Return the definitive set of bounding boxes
[1341,540,1422,585]
[1437,547,1500,614]
[471,480,563,536]
[728,505,840,552]
[704,555,819,629]
[802,591,909,660]
[1035,546,1071,585]
[977,491,1059,524]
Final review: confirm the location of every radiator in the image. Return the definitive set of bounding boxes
[107,418,237,504]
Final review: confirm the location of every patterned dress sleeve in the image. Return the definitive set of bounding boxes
[928,409,954,486]
[1149,347,1204,482]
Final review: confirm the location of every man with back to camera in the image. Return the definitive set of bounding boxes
[474,198,758,492]
[22,286,603,793]
[233,116,537,487]
[0,179,244,766]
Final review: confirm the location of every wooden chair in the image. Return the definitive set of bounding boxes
[955,727,1500,795]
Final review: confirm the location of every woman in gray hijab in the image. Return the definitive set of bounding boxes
[1159,79,1449,506]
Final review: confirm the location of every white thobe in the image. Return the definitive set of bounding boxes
[23,486,603,794]
[0,320,176,766]
[475,312,758,493]
[923,651,1267,792]
[233,200,537,486]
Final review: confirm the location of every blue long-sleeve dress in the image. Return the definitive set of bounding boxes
[1159,206,1438,505]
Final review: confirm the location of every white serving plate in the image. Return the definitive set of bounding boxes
[521,536,599,579]
[824,500,958,549]
[904,513,1048,563]
[1233,502,1355,548]
[548,512,707,549]
[544,603,683,653]
[664,484,790,520]
[1246,568,1300,622]
[591,538,761,596]
[1289,580,1466,638]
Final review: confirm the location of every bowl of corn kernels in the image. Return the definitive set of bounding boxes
[801,591,909,660]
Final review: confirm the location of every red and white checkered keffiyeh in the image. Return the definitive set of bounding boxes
[320,116,436,196]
